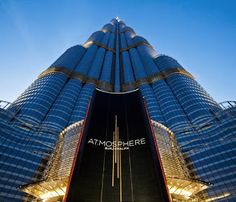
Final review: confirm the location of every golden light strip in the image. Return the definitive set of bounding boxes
[112,131,115,187]
[117,125,120,179]
[38,66,194,93]
[119,147,122,202]
[111,115,123,201]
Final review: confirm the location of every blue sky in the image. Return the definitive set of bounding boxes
[0,0,235,102]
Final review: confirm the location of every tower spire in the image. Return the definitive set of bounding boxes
[115,16,120,21]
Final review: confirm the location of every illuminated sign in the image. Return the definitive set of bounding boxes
[88,138,146,150]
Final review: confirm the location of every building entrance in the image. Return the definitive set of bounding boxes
[66,90,169,202]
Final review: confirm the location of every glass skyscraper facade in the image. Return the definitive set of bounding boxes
[0,18,235,202]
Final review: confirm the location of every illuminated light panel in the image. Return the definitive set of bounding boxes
[167,178,208,199]
[151,120,209,201]
[205,192,231,202]
[40,187,66,201]
[21,178,68,200]
[21,121,84,201]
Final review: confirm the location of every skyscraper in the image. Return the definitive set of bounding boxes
[0,17,235,202]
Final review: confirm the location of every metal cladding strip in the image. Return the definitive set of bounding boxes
[128,49,147,80]
[120,32,136,91]
[74,45,98,75]
[86,31,105,44]
[119,26,136,34]
[87,48,106,79]
[122,52,135,84]
[97,81,113,92]
[38,67,72,79]
[120,32,128,49]
[49,45,86,72]
[121,82,137,92]
[38,66,194,92]
[136,45,160,76]
[154,55,184,71]
[99,52,113,87]
[63,98,91,202]
[98,31,115,90]
[102,22,116,33]
[143,99,172,202]
[87,32,110,80]
[76,32,110,77]
[83,40,116,53]
[120,41,154,52]
[114,20,121,92]
[121,58,136,91]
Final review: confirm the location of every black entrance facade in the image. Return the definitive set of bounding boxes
[66,90,169,202]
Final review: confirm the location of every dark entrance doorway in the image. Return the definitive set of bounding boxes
[66,90,169,202]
